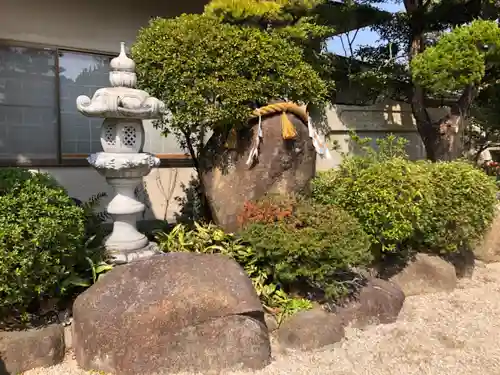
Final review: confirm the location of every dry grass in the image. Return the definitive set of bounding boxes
[26,262,500,375]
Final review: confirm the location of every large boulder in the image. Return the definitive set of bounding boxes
[201,106,316,232]
[72,253,271,375]
[0,324,65,374]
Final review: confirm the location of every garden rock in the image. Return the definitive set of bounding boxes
[201,106,316,232]
[474,205,500,263]
[390,253,457,296]
[72,252,271,375]
[339,278,405,329]
[445,246,476,278]
[277,308,345,351]
[0,324,65,374]
[264,313,278,333]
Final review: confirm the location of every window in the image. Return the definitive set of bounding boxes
[0,43,189,166]
[0,46,58,163]
[59,51,110,156]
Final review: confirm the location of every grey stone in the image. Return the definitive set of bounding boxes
[339,278,405,328]
[390,253,457,296]
[277,308,345,351]
[72,253,271,375]
[264,313,279,333]
[0,324,65,374]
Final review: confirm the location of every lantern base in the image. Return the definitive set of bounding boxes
[107,242,161,265]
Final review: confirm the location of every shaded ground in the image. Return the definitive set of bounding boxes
[26,262,500,375]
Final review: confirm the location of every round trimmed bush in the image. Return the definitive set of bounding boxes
[312,157,434,256]
[419,161,497,253]
[131,13,327,132]
[238,194,372,300]
[0,168,86,319]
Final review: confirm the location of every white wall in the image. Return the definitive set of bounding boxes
[316,101,448,170]
[35,167,196,221]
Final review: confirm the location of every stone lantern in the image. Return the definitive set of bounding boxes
[76,42,165,264]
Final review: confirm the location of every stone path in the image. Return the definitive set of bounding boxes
[26,262,500,375]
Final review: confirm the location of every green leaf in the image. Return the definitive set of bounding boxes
[94,263,114,274]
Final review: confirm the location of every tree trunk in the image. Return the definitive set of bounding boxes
[414,85,476,161]
[182,129,214,223]
[405,0,476,161]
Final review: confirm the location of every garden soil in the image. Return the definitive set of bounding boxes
[26,261,500,375]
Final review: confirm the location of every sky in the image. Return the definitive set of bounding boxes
[327,1,404,56]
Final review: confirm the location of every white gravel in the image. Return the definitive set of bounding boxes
[26,261,500,375]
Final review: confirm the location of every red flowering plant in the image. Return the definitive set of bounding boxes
[237,193,372,312]
[237,195,295,228]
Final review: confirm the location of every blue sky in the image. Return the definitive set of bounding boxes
[327,1,404,55]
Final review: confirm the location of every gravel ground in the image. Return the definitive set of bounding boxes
[26,261,500,375]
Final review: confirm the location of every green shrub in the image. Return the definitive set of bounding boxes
[0,168,87,320]
[132,13,327,142]
[238,194,373,300]
[62,192,114,291]
[313,133,498,258]
[313,157,434,255]
[418,161,497,253]
[157,193,371,319]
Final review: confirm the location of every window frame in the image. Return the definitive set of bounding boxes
[0,39,192,168]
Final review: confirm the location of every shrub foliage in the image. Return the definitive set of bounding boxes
[420,161,497,253]
[238,194,373,300]
[313,157,433,254]
[0,169,87,320]
[313,134,497,257]
[156,194,371,318]
[132,13,327,140]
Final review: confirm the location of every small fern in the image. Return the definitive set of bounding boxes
[80,192,109,222]
[73,193,110,242]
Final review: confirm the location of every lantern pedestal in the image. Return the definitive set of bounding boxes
[87,152,160,264]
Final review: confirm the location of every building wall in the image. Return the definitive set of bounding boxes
[0,0,207,52]
[37,166,196,222]
[316,101,449,171]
